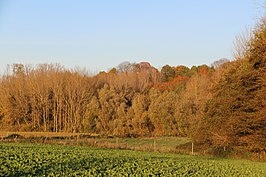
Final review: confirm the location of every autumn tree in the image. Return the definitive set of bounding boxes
[131,93,150,136]
[196,16,266,153]
[148,91,179,136]
[161,65,175,82]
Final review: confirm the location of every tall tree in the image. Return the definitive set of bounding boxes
[196,16,266,152]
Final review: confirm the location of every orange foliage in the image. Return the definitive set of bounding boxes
[198,65,209,76]
[154,76,188,91]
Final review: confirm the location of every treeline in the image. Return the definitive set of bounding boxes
[1,14,266,155]
[0,62,215,137]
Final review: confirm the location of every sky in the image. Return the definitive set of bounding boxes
[0,0,265,73]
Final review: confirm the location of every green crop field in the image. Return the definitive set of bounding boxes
[0,143,265,177]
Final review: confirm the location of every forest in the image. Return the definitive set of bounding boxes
[0,15,265,156]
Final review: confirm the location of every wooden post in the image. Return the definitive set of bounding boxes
[44,136,48,144]
[191,142,194,155]
[116,137,120,148]
[76,135,79,145]
[154,140,156,152]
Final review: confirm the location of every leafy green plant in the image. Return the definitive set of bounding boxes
[0,143,265,176]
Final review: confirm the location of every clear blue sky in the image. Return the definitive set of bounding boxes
[0,0,264,72]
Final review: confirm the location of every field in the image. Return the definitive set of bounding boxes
[0,143,265,176]
[0,132,191,153]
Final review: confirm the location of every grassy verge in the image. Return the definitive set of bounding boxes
[0,131,191,154]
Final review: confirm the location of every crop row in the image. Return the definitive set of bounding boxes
[0,143,265,176]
